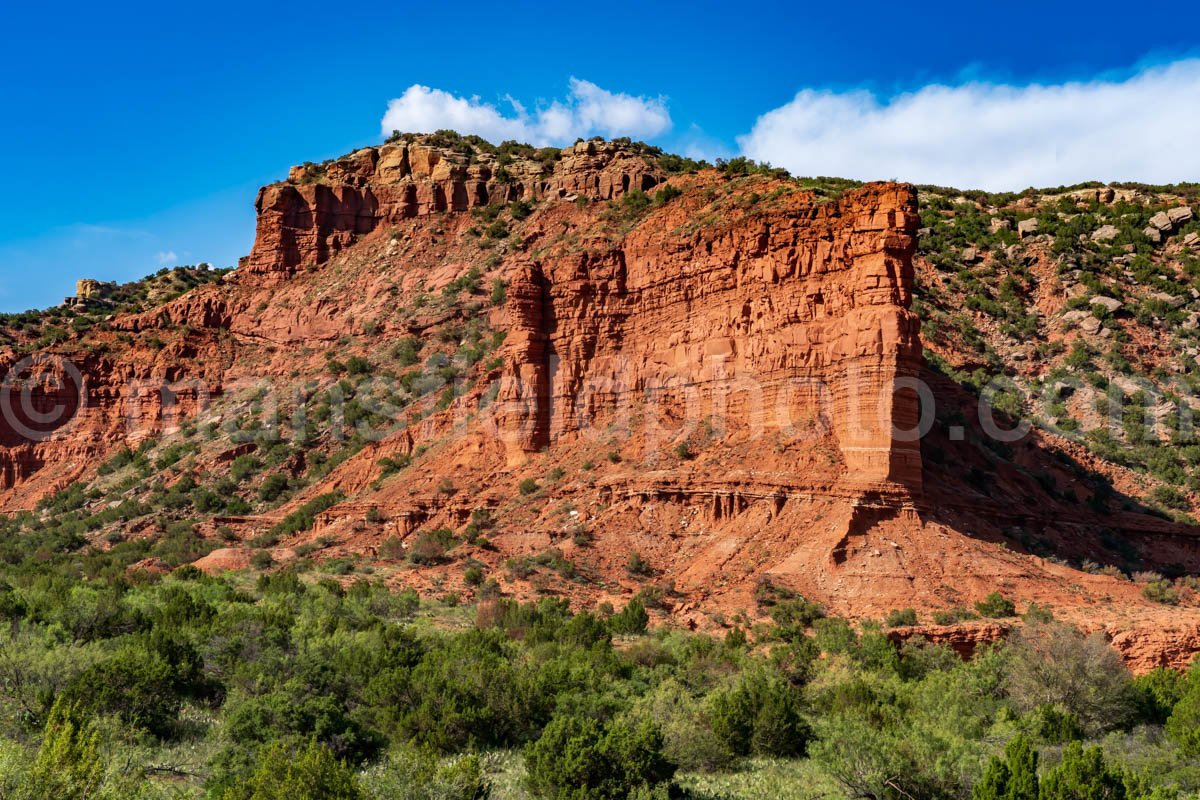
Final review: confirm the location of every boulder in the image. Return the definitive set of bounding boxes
[962,247,979,263]
[1149,211,1173,231]
[1167,206,1193,226]
[1091,296,1123,313]
[1149,291,1187,309]
[1144,226,1163,244]
[1091,224,1120,242]
[990,218,1011,233]
[1079,316,1102,334]
[1017,218,1039,238]
[76,279,103,299]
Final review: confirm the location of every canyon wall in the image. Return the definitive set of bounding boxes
[497,182,924,496]
[0,343,223,505]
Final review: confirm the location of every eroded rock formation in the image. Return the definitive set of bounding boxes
[244,139,664,277]
[496,183,923,496]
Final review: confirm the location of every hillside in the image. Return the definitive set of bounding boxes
[2,133,1200,670]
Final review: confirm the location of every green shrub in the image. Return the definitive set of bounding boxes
[345,356,373,376]
[1142,579,1178,605]
[359,748,491,800]
[231,455,262,482]
[627,551,652,576]
[973,734,1038,800]
[392,337,422,366]
[653,184,683,205]
[21,702,104,800]
[770,597,825,636]
[490,279,507,306]
[1038,741,1125,800]
[377,455,412,478]
[885,608,919,627]
[1132,667,1183,725]
[609,598,649,635]
[1166,676,1200,756]
[710,669,811,758]
[271,492,344,536]
[220,740,364,800]
[975,592,1017,618]
[524,714,676,800]
[62,644,188,737]
[258,473,291,502]
[933,606,978,625]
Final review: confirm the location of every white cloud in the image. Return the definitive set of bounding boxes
[738,60,1200,190]
[156,250,178,265]
[380,78,671,146]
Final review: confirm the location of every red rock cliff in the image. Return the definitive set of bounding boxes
[497,182,923,496]
[245,139,664,277]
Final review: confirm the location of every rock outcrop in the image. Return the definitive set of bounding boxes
[244,139,664,277]
[497,183,923,495]
[0,343,222,504]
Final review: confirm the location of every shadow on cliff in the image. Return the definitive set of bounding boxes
[918,366,1200,578]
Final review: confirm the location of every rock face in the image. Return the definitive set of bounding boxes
[889,622,1011,659]
[1108,625,1200,673]
[0,349,216,503]
[245,139,664,277]
[75,279,104,299]
[497,183,924,495]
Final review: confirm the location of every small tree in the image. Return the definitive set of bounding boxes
[973,734,1039,800]
[22,702,104,800]
[221,740,364,800]
[1038,742,1126,800]
[525,714,676,800]
[1133,667,1183,725]
[710,669,811,758]
[609,598,649,635]
[1166,676,1200,756]
[1005,622,1136,734]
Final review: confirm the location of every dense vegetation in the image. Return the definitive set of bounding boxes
[915,182,1200,528]
[0,501,1197,798]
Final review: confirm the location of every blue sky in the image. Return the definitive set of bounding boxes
[2,0,1198,312]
